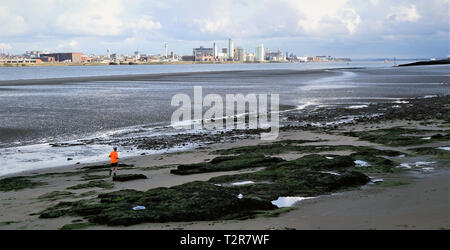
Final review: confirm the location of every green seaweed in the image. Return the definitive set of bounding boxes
[80,164,134,173]
[209,154,369,199]
[40,182,276,226]
[67,180,114,190]
[0,176,47,192]
[81,175,109,181]
[59,222,94,230]
[31,171,80,178]
[179,143,403,175]
[0,221,19,226]
[378,180,409,187]
[74,191,99,198]
[214,140,323,155]
[140,165,176,171]
[112,174,147,182]
[412,147,450,159]
[171,154,284,175]
[214,142,402,158]
[344,127,450,146]
[38,191,74,201]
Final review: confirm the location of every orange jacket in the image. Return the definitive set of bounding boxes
[109,151,119,164]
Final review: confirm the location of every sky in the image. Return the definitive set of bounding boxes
[0,0,448,58]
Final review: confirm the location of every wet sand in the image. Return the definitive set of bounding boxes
[0,69,332,86]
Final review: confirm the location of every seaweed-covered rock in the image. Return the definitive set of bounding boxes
[412,147,450,159]
[276,154,355,171]
[38,155,371,226]
[40,181,276,226]
[112,174,147,182]
[40,209,70,219]
[81,175,109,181]
[0,176,46,192]
[171,154,284,175]
[214,140,322,155]
[344,127,450,146]
[209,154,369,199]
[80,164,134,173]
[38,191,74,201]
[67,180,114,190]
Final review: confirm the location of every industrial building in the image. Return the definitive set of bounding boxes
[40,53,83,63]
[193,46,214,61]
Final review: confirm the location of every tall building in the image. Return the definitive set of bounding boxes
[235,47,246,61]
[255,44,264,62]
[228,38,234,60]
[134,51,140,60]
[164,43,168,58]
[106,48,111,59]
[213,42,218,59]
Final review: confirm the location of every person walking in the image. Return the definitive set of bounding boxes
[109,147,119,177]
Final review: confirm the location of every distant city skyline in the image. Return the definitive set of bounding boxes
[0,0,448,58]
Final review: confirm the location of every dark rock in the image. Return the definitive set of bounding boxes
[112,174,147,182]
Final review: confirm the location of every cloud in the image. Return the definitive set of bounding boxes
[52,0,161,36]
[57,40,80,51]
[192,18,231,34]
[0,6,27,35]
[129,16,162,32]
[177,0,362,39]
[387,5,421,22]
[54,0,124,36]
[0,0,447,57]
[287,0,361,35]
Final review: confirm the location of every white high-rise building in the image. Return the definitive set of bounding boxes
[164,43,168,58]
[106,48,111,59]
[228,38,234,60]
[255,44,265,62]
[213,42,218,59]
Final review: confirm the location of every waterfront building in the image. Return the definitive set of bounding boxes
[213,42,218,59]
[228,38,234,60]
[255,44,264,62]
[165,43,168,58]
[193,46,214,61]
[246,52,255,62]
[40,52,83,63]
[235,47,246,61]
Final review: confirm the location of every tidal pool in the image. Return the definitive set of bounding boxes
[231,181,255,186]
[320,171,341,176]
[271,196,314,208]
[354,160,371,167]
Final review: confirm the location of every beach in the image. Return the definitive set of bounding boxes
[0,65,449,230]
[0,114,449,230]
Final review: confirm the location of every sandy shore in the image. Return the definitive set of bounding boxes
[0,118,449,230]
